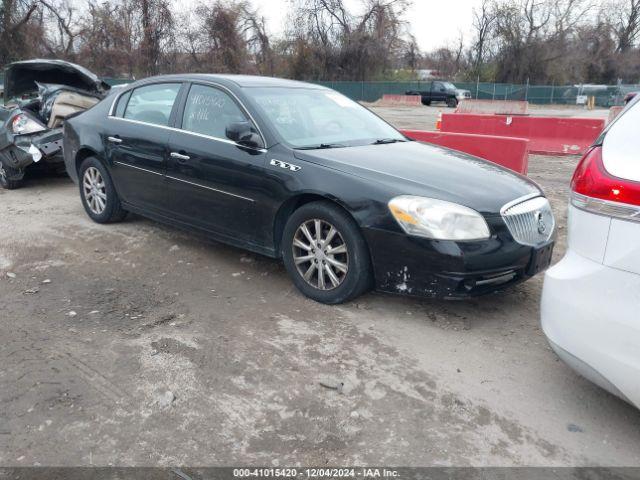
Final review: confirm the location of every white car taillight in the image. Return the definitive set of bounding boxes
[11,113,47,135]
[570,145,640,222]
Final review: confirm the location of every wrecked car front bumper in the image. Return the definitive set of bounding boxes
[363,218,547,299]
[0,129,64,178]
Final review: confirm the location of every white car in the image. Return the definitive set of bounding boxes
[541,97,640,409]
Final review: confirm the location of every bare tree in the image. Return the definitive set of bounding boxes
[613,0,640,52]
[0,0,40,64]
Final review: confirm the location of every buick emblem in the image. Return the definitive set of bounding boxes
[535,211,546,234]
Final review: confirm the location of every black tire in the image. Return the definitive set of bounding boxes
[282,201,373,304]
[78,156,127,223]
[422,98,431,106]
[447,97,458,108]
[0,159,23,190]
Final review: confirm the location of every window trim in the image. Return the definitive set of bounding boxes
[107,79,267,152]
[118,81,184,127]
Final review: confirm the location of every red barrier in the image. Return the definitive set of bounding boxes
[378,94,422,106]
[441,113,604,155]
[401,129,530,175]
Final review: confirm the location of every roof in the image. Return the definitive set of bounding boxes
[148,73,327,89]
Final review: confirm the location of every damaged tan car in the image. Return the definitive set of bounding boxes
[0,59,111,189]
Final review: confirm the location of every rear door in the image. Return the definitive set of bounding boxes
[106,82,183,213]
[165,83,268,245]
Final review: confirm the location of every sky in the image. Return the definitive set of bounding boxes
[203,0,481,52]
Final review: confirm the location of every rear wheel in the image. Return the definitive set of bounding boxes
[422,98,431,106]
[282,201,373,304]
[79,157,127,223]
[0,159,23,190]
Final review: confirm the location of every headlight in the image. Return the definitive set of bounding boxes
[388,195,490,240]
[11,113,47,135]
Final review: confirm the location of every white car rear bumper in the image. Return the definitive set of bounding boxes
[541,249,640,408]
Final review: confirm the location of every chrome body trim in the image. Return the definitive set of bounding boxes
[113,161,254,202]
[165,175,254,202]
[571,191,640,223]
[114,161,163,176]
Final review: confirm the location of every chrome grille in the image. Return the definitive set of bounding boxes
[501,196,555,246]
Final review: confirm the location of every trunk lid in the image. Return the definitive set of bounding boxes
[4,59,109,104]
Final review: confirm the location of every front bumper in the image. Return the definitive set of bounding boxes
[363,220,549,298]
[541,250,640,409]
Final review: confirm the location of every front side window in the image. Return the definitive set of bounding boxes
[123,83,181,126]
[181,84,249,138]
[244,87,404,149]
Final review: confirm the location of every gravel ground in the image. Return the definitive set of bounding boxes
[1,105,639,467]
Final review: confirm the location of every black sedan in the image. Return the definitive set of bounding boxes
[62,74,555,304]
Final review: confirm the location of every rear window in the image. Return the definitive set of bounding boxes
[123,83,181,126]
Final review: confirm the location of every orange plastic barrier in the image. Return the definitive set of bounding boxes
[455,99,529,115]
[441,113,604,155]
[401,129,530,175]
[378,94,422,106]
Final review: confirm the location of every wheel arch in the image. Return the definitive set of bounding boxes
[273,193,359,258]
[75,147,101,175]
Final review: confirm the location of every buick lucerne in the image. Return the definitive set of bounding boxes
[63,75,555,304]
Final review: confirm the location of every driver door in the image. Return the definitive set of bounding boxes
[165,83,267,243]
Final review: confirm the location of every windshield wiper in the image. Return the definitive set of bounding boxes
[371,138,405,145]
[295,143,347,150]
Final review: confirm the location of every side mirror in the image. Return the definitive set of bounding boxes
[226,121,264,150]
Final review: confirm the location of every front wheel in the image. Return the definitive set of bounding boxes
[447,97,458,108]
[282,201,373,304]
[79,157,127,223]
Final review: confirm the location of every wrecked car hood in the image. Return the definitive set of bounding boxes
[4,59,110,104]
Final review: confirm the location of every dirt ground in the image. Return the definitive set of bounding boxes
[1,105,639,467]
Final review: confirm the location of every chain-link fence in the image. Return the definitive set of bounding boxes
[315,80,639,107]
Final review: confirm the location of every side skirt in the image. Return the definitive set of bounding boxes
[120,201,278,259]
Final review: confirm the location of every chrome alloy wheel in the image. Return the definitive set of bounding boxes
[83,167,107,215]
[0,163,6,182]
[292,219,349,290]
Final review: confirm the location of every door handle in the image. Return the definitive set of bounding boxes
[170,152,190,162]
[107,136,122,144]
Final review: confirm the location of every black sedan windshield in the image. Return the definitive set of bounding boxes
[244,87,405,148]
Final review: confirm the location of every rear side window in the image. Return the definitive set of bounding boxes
[124,83,181,126]
[113,90,131,117]
[181,84,249,139]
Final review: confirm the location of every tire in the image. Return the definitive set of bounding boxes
[447,97,458,108]
[422,98,431,106]
[78,156,127,223]
[282,201,373,304]
[0,159,23,190]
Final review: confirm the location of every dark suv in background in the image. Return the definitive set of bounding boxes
[406,81,471,108]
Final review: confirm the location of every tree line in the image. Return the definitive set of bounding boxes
[2,0,640,85]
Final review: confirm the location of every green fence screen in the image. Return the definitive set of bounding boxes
[314,81,638,107]
[2,73,636,107]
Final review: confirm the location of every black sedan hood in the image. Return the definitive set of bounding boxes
[293,141,540,215]
[4,59,110,103]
